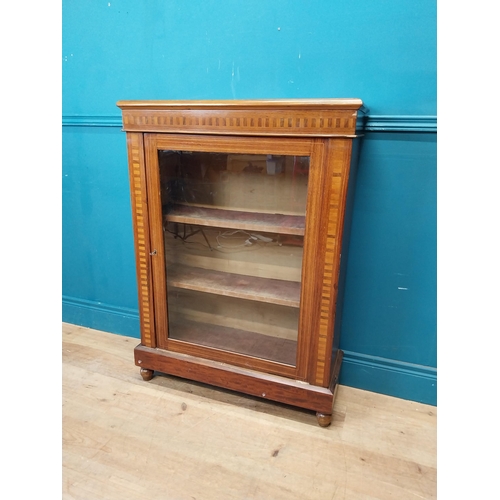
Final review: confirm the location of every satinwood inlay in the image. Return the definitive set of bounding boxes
[315,174,343,385]
[121,108,358,136]
[128,134,154,347]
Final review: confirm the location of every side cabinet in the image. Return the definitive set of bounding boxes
[117,99,366,427]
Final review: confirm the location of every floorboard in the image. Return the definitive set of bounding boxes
[62,322,436,500]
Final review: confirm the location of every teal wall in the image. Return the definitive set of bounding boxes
[62,0,437,405]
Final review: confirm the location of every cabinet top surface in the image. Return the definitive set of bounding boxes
[117,98,365,112]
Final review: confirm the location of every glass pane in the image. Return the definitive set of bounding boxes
[159,150,310,366]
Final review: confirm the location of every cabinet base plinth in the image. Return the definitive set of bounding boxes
[134,344,343,424]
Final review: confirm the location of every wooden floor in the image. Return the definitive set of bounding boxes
[62,323,437,500]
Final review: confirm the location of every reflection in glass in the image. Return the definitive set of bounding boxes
[159,151,310,366]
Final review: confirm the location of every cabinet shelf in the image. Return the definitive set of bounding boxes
[167,264,301,308]
[164,204,305,236]
[169,319,297,366]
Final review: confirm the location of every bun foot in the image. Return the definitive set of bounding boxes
[140,368,154,381]
[316,412,332,427]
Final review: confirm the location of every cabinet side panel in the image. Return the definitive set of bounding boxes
[332,137,361,354]
[314,139,353,387]
[126,132,155,347]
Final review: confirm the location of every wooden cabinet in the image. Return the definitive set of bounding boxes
[117,99,366,426]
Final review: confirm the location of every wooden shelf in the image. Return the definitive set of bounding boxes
[169,319,297,366]
[164,204,305,236]
[167,265,301,308]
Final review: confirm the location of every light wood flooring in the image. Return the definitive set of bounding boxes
[62,322,437,500]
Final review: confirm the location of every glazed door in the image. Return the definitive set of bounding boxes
[145,133,329,380]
